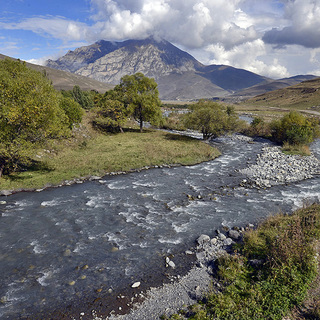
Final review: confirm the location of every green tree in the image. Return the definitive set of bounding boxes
[116,73,162,132]
[71,85,94,109]
[59,96,83,129]
[93,99,128,133]
[184,100,238,140]
[271,111,320,145]
[0,59,70,176]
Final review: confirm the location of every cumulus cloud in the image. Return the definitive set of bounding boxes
[206,39,290,78]
[263,0,320,48]
[88,0,259,49]
[2,0,320,77]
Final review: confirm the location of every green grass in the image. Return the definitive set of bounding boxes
[172,203,320,320]
[0,129,220,191]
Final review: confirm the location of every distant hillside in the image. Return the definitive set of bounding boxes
[0,54,113,93]
[244,77,320,110]
[46,37,269,100]
[227,75,317,102]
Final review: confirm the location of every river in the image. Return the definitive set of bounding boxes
[1,135,320,319]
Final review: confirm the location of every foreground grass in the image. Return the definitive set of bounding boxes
[0,129,220,191]
[171,203,320,320]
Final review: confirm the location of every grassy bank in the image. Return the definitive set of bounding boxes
[0,129,220,191]
[170,203,320,320]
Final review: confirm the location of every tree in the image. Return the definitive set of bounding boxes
[59,96,83,129]
[116,73,162,132]
[0,59,70,176]
[271,111,320,145]
[71,85,94,109]
[93,99,128,133]
[184,100,238,140]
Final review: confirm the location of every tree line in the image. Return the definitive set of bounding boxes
[1,58,319,178]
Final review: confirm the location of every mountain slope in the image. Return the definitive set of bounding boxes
[229,75,317,101]
[244,77,320,110]
[46,37,268,100]
[0,53,113,93]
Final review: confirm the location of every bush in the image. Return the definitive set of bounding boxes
[59,96,83,129]
[245,116,271,137]
[92,99,127,133]
[176,204,320,320]
[271,111,320,145]
[184,100,240,140]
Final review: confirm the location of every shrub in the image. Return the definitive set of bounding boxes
[176,204,320,320]
[59,96,83,129]
[184,100,240,140]
[271,111,320,145]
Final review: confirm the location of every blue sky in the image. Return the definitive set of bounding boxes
[1,0,320,79]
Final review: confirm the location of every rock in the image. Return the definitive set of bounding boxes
[90,176,102,181]
[168,261,176,269]
[196,234,211,246]
[228,230,241,240]
[196,251,206,262]
[0,201,7,205]
[210,238,218,245]
[0,190,12,196]
[132,282,141,288]
[185,250,193,255]
[218,233,227,241]
[223,238,233,246]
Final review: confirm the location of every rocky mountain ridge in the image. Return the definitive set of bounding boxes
[46,37,268,100]
[46,37,317,101]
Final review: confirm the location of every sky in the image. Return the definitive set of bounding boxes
[1,0,320,79]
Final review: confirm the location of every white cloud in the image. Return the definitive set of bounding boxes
[263,0,320,48]
[0,16,90,42]
[0,41,20,56]
[2,0,320,77]
[206,40,290,78]
[88,0,260,49]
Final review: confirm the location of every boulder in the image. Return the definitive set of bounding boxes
[228,230,241,240]
[196,234,211,246]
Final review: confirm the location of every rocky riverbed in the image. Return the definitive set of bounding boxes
[239,145,320,188]
[103,227,248,320]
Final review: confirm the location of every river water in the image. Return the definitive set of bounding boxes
[1,135,320,319]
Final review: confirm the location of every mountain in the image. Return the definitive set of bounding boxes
[225,75,318,102]
[46,37,269,100]
[243,77,320,110]
[0,53,113,93]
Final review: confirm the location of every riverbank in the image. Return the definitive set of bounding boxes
[101,226,245,320]
[104,203,320,320]
[239,145,320,188]
[0,129,220,195]
[99,137,320,320]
